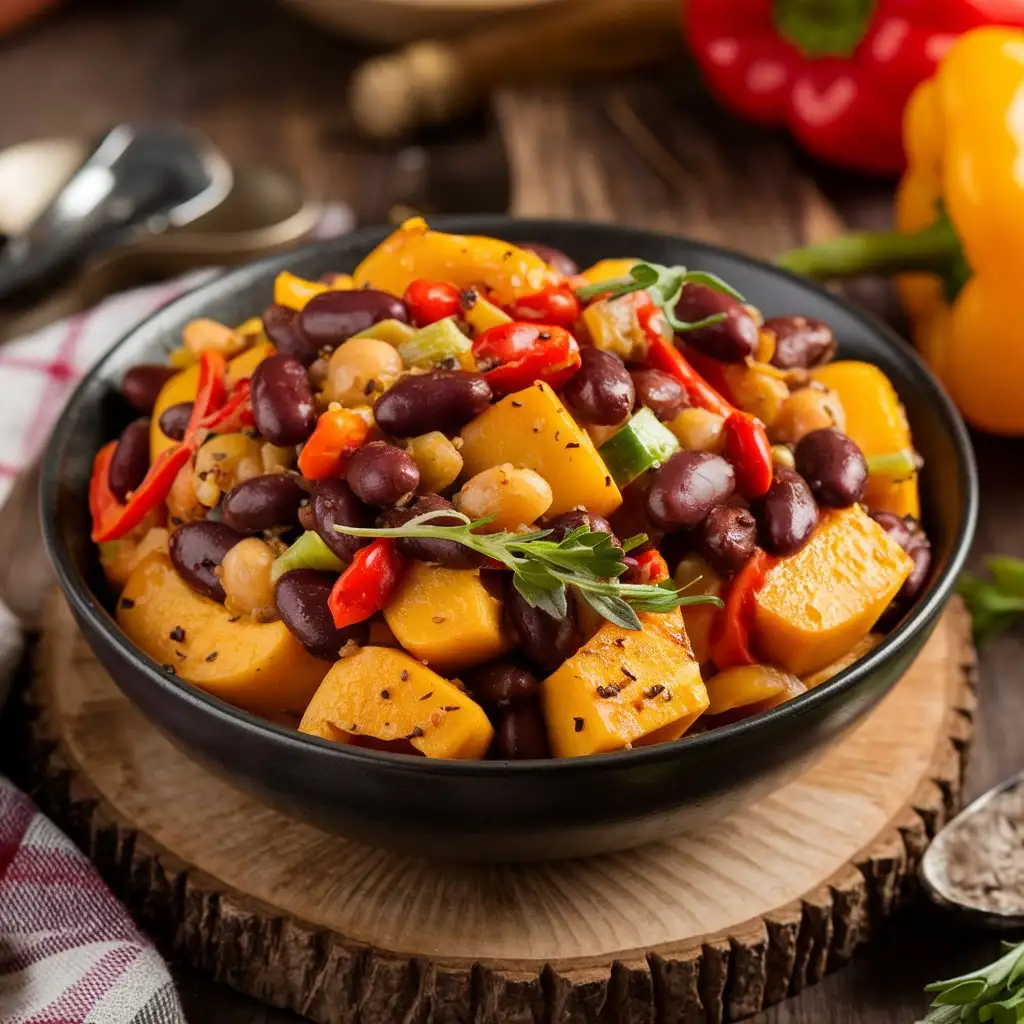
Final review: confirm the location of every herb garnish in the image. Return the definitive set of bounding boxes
[333,510,722,631]
[573,261,744,333]
[918,940,1024,1023]
[958,556,1024,644]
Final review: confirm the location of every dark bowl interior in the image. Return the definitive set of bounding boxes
[41,218,978,861]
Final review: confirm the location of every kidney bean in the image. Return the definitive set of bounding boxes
[631,368,688,421]
[263,303,319,366]
[222,474,307,533]
[120,364,177,413]
[756,469,818,556]
[158,401,193,441]
[646,450,736,531]
[108,418,151,501]
[373,370,491,437]
[766,315,836,370]
[900,534,932,602]
[465,659,539,707]
[251,353,317,446]
[544,509,618,545]
[346,442,420,507]
[562,348,634,426]
[298,289,408,353]
[275,569,369,660]
[506,587,580,673]
[169,521,244,601]
[794,428,867,508]
[379,494,484,568]
[698,505,757,576]
[312,479,372,563]
[497,699,551,759]
[673,283,758,362]
[870,510,912,551]
[517,242,579,277]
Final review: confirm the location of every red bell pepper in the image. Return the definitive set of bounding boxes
[710,548,774,669]
[685,0,1024,175]
[639,307,774,499]
[403,279,462,326]
[184,350,227,443]
[504,284,581,328]
[328,539,406,629]
[199,378,254,434]
[472,322,581,394]
[632,548,670,584]
[297,408,371,480]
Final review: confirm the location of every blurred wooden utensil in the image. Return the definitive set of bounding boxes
[349,0,681,139]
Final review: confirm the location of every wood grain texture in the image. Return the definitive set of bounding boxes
[26,595,975,1023]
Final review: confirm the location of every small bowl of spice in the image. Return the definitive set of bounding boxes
[921,769,1024,929]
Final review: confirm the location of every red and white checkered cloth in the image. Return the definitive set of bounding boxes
[0,202,353,1023]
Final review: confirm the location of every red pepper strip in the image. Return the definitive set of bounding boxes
[639,310,774,499]
[183,350,228,443]
[91,442,193,543]
[633,548,670,584]
[471,322,581,394]
[710,549,774,670]
[328,539,406,629]
[199,378,253,434]
[297,408,371,480]
[89,441,119,531]
[504,284,581,328]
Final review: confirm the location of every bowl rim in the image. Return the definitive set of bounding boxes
[41,215,979,780]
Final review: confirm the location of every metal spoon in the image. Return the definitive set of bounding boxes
[0,122,231,304]
[920,768,1024,929]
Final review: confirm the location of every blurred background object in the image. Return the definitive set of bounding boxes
[0,0,60,36]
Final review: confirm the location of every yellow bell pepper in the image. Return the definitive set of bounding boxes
[780,27,1024,436]
[353,217,562,307]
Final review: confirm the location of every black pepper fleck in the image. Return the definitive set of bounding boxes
[119,598,135,610]
[364,378,376,396]
[406,726,425,739]
[169,626,185,642]
[555,430,561,442]
[420,690,433,701]
[574,717,585,732]
[400,670,409,681]
[596,683,621,699]
[644,684,665,699]
[511,400,523,408]
[380,689,391,700]
[622,666,637,681]
[613,637,627,648]
[227,615,240,623]
[565,442,580,449]
[205,651,218,663]
[441,705,461,712]
[532,425,541,433]
[432,615,447,624]
[460,288,478,309]
[605,475,612,487]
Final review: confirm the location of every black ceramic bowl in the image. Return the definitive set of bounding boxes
[42,218,977,861]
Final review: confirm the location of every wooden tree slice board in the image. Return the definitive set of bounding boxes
[27,594,976,1024]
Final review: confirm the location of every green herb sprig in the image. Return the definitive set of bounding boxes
[918,941,1024,1023]
[333,510,722,631]
[573,261,744,333]
[957,556,1024,645]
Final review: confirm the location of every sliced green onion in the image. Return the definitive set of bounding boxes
[866,448,918,479]
[271,530,343,582]
[397,316,471,367]
[599,407,680,486]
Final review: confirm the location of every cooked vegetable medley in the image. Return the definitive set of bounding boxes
[95,218,930,760]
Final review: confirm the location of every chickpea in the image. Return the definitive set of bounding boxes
[194,433,263,507]
[218,537,277,621]
[674,553,724,665]
[722,365,790,427]
[769,384,846,446]
[260,442,295,474]
[454,464,553,532]
[406,431,464,493]
[323,337,404,406]
[183,318,247,358]
[167,457,204,525]
[666,408,726,452]
[131,526,170,571]
[770,444,796,471]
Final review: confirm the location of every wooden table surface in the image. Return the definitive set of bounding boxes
[0,1,1021,1022]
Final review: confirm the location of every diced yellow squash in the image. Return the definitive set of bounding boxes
[383,562,510,672]
[541,610,708,757]
[462,292,513,335]
[705,665,804,717]
[577,258,639,287]
[274,270,329,310]
[753,507,913,676]
[459,382,622,518]
[235,316,265,337]
[117,554,329,716]
[802,634,884,689]
[581,293,651,363]
[811,361,920,518]
[299,646,494,759]
[225,341,275,387]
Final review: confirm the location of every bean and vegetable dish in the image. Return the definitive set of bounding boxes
[93,219,930,760]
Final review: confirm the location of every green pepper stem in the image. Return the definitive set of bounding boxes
[778,218,962,280]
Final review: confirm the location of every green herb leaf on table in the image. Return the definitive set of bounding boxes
[918,941,1024,1023]
[957,556,1024,645]
[332,511,723,630]
[573,261,744,333]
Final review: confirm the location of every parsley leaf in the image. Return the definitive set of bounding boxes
[918,941,1024,1023]
[957,556,1024,645]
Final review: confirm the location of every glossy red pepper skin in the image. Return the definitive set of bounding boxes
[686,0,1024,174]
[199,378,253,434]
[710,548,774,669]
[633,548,671,584]
[184,350,227,442]
[328,539,406,629]
[471,322,581,394]
[504,284,581,328]
[297,408,371,481]
[403,279,462,325]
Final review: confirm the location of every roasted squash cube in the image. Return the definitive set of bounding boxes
[541,610,708,757]
[753,506,912,676]
[299,647,494,759]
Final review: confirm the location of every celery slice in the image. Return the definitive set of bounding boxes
[397,317,471,367]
